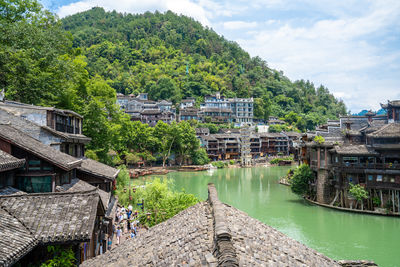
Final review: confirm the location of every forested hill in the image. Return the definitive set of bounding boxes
[61,7,346,130]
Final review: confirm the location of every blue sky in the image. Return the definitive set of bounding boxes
[40,0,400,113]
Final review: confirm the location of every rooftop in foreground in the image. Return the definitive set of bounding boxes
[82,184,348,267]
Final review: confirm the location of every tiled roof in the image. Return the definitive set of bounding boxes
[0,100,83,118]
[0,187,26,196]
[56,178,110,212]
[0,150,25,172]
[0,190,102,244]
[140,109,161,115]
[195,127,210,134]
[381,100,400,108]
[41,126,91,143]
[82,184,340,267]
[367,123,400,138]
[77,158,119,181]
[0,207,38,267]
[332,145,379,155]
[0,124,82,171]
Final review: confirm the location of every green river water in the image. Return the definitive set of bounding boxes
[145,166,399,267]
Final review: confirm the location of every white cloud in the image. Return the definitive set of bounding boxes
[235,1,400,111]
[223,21,258,30]
[57,0,211,26]
[54,0,400,111]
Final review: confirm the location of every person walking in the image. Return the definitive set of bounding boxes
[116,226,122,245]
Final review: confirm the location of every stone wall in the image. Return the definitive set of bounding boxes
[317,169,329,204]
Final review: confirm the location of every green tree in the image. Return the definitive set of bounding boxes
[191,148,210,165]
[154,121,178,167]
[175,121,199,165]
[349,184,368,210]
[290,164,314,196]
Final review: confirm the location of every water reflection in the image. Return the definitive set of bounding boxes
[145,166,399,267]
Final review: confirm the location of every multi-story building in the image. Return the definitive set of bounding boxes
[302,100,400,214]
[199,130,295,160]
[0,100,91,157]
[199,93,253,125]
[117,93,176,126]
[259,133,289,156]
[179,107,201,121]
[180,98,196,110]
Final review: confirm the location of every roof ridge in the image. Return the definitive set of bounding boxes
[0,206,36,237]
[0,188,98,198]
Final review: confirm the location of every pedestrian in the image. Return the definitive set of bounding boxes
[107,236,112,250]
[130,229,136,238]
[116,226,121,245]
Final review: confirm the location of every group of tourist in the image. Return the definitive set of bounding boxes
[113,205,140,246]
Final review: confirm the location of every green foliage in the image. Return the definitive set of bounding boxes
[211,161,228,168]
[116,178,199,227]
[270,156,293,164]
[372,196,381,207]
[229,159,235,165]
[348,184,368,202]
[314,135,325,144]
[116,165,130,190]
[290,164,314,196]
[40,245,75,267]
[269,124,299,133]
[61,7,346,129]
[191,148,210,165]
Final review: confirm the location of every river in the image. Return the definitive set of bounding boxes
[145,166,399,267]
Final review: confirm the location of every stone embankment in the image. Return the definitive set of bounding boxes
[129,165,209,178]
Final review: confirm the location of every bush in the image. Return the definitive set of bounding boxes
[211,161,228,168]
[348,184,368,202]
[229,160,235,165]
[116,178,199,227]
[191,148,210,165]
[290,164,314,196]
[116,165,130,191]
[270,156,293,164]
[314,135,325,144]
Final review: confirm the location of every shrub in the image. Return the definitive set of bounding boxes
[191,148,210,165]
[314,135,325,144]
[211,161,227,168]
[348,184,368,202]
[229,159,235,165]
[270,156,293,165]
[290,164,314,196]
[116,178,199,227]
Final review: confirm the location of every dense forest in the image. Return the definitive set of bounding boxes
[0,1,346,164]
[61,7,347,130]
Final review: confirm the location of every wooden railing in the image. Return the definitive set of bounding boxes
[332,163,400,170]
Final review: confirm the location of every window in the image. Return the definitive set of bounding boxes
[28,159,41,171]
[368,175,373,181]
[61,172,70,184]
[17,176,52,193]
[376,175,383,182]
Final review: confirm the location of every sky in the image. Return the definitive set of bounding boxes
[40,0,400,113]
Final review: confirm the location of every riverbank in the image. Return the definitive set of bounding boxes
[304,197,400,217]
[128,165,210,178]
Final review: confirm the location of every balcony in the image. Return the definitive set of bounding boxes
[332,163,400,171]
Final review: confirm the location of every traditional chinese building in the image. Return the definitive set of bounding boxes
[302,100,400,214]
[0,190,106,266]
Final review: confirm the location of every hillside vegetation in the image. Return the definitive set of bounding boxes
[1,1,346,163]
[61,7,346,130]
